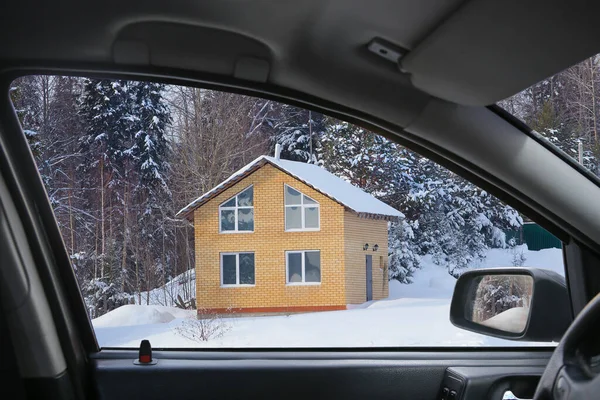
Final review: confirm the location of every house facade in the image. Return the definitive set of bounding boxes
[176,153,402,314]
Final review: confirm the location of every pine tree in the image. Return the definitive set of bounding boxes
[269,104,324,163]
[129,81,172,298]
[388,220,420,283]
[321,117,523,280]
[78,79,131,282]
[409,170,522,277]
[321,120,411,196]
[77,79,173,314]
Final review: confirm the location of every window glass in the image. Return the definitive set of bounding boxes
[238,208,254,231]
[222,198,236,207]
[304,251,321,283]
[285,186,302,205]
[498,53,600,180]
[239,253,255,285]
[287,251,321,284]
[305,207,319,229]
[287,253,302,283]
[304,195,317,205]
[221,253,255,286]
[285,206,302,230]
[238,187,253,207]
[220,210,235,231]
[13,75,566,348]
[222,254,237,285]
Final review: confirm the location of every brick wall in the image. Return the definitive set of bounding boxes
[194,164,347,312]
[343,212,389,304]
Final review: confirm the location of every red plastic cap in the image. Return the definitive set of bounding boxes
[139,340,152,363]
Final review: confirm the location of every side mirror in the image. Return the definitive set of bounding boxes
[450,268,572,342]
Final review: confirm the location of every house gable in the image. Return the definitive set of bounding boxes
[194,163,340,233]
[178,156,402,221]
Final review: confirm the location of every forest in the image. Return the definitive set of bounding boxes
[11,54,595,317]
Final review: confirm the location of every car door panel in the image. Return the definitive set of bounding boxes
[91,350,551,400]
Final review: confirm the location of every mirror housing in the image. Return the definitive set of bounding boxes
[450,268,572,342]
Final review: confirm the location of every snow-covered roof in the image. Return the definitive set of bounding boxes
[176,155,403,219]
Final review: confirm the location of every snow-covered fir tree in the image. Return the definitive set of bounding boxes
[322,118,522,280]
[129,80,173,297]
[78,79,131,282]
[388,219,420,283]
[321,120,413,197]
[77,78,173,314]
[407,164,522,277]
[269,103,324,163]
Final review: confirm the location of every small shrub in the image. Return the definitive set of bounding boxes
[174,309,230,342]
[509,243,527,267]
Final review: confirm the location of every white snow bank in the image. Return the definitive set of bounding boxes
[479,307,529,333]
[92,305,194,328]
[389,260,457,299]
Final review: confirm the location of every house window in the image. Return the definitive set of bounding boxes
[286,250,321,284]
[284,185,320,231]
[219,186,254,233]
[221,252,255,286]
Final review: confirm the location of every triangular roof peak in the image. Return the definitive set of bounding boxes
[176,155,403,221]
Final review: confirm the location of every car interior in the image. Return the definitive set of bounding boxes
[3,0,600,399]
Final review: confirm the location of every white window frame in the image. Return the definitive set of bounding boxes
[220,252,256,287]
[284,184,320,232]
[285,250,321,285]
[219,185,254,234]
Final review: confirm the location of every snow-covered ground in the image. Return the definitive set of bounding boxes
[94,246,563,348]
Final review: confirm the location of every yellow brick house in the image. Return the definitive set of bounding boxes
[176,149,402,314]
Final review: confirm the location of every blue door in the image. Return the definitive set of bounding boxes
[366,255,373,301]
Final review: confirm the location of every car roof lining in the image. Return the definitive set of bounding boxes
[3,0,600,108]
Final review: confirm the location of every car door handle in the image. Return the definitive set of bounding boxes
[503,390,532,400]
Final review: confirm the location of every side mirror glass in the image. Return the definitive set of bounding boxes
[450,268,571,342]
[467,274,533,334]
